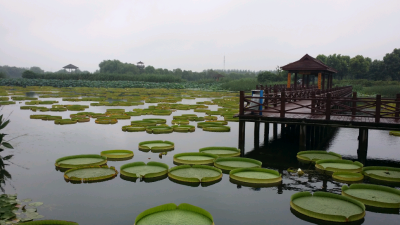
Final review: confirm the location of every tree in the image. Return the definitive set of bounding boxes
[22,70,37,79]
[144,65,156,74]
[350,55,369,79]
[316,54,328,64]
[30,66,44,74]
[383,48,400,81]
[257,71,283,83]
[174,68,183,78]
[0,72,7,79]
[367,60,386,81]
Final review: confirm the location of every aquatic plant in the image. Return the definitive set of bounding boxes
[214,157,262,171]
[54,119,78,125]
[389,131,400,136]
[55,154,107,169]
[138,140,174,152]
[362,166,400,184]
[64,165,118,183]
[229,168,282,184]
[95,118,118,124]
[171,125,195,132]
[146,126,174,134]
[131,120,157,127]
[199,147,240,157]
[297,151,342,164]
[122,125,146,132]
[168,165,222,183]
[173,152,218,165]
[21,220,78,224]
[100,150,134,160]
[171,120,189,125]
[342,183,400,208]
[315,159,363,175]
[332,172,364,183]
[120,161,168,179]
[142,118,167,124]
[203,125,231,132]
[134,203,214,225]
[290,191,365,222]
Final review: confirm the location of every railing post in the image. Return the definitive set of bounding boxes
[280,89,286,118]
[375,94,381,123]
[326,93,331,120]
[239,91,244,115]
[352,92,357,116]
[311,91,316,114]
[395,94,400,120]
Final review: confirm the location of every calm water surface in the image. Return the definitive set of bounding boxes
[2,96,400,225]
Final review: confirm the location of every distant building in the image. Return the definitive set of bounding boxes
[137,61,145,70]
[63,64,79,73]
[212,74,224,81]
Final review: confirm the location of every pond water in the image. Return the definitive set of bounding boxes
[2,95,400,225]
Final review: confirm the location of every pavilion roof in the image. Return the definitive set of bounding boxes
[63,64,79,69]
[137,61,144,64]
[281,54,337,73]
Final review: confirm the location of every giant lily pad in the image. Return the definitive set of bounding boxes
[290,191,365,222]
[332,172,364,183]
[139,140,174,152]
[21,220,78,224]
[55,154,107,169]
[342,183,400,208]
[171,125,195,132]
[296,150,342,164]
[389,131,400,136]
[173,153,218,165]
[142,118,167,124]
[199,147,240,157]
[134,203,214,225]
[229,168,282,185]
[168,165,222,183]
[203,125,230,132]
[64,165,118,183]
[120,162,168,179]
[315,159,363,175]
[100,150,134,160]
[362,166,400,184]
[214,157,262,171]
[146,126,173,134]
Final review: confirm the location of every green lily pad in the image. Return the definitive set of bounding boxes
[22,199,32,203]
[120,162,168,179]
[168,165,222,183]
[28,202,43,207]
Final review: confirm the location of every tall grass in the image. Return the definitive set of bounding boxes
[361,85,400,97]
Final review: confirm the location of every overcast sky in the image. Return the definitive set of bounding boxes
[0,0,399,72]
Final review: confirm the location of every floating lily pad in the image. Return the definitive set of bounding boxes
[100,150,134,160]
[28,202,43,207]
[120,162,168,179]
[54,119,78,125]
[21,220,78,224]
[332,172,364,183]
[168,165,222,183]
[55,154,107,169]
[146,126,173,134]
[142,118,167,124]
[138,140,174,152]
[214,157,262,171]
[290,191,365,222]
[296,151,342,164]
[199,147,240,157]
[171,125,195,132]
[203,125,230,132]
[229,168,282,185]
[131,120,157,127]
[173,153,218,165]
[389,131,400,136]
[95,118,118,124]
[342,183,400,208]
[122,125,146,132]
[134,203,213,225]
[171,120,189,125]
[315,159,363,175]
[64,165,118,183]
[362,166,400,184]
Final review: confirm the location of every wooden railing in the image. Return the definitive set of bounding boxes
[239,87,400,123]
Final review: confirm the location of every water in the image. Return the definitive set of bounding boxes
[1,97,400,225]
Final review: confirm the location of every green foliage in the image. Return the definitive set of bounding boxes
[168,165,222,183]
[120,161,168,178]
[100,150,134,160]
[55,154,107,169]
[257,71,285,83]
[64,166,118,183]
[21,220,78,224]
[199,147,240,157]
[342,183,400,208]
[173,152,218,165]
[229,168,282,184]
[214,157,262,171]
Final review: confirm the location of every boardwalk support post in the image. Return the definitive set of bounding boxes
[375,95,381,123]
[273,123,278,140]
[239,121,246,156]
[326,93,332,120]
[299,125,307,151]
[352,92,357,116]
[254,121,260,146]
[239,91,244,115]
[357,128,368,165]
[280,89,286,118]
[264,122,269,142]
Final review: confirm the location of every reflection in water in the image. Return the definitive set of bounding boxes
[290,207,365,225]
[120,174,168,183]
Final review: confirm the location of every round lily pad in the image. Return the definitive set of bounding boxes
[389,131,400,136]
[55,154,107,169]
[134,203,214,225]
[203,125,230,132]
[342,183,400,208]
[214,157,262,171]
[120,162,168,179]
[297,151,342,164]
[138,140,174,152]
[146,126,173,134]
[100,150,134,160]
[54,119,78,125]
[142,118,167,124]
[332,172,364,183]
[168,165,222,183]
[362,166,400,184]
[315,159,363,175]
[173,153,218,165]
[290,191,365,222]
[229,168,282,185]
[95,118,118,124]
[122,126,146,132]
[199,147,240,157]
[171,120,189,125]
[131,120,157,127]
[64,165,118,183]
[171,125,195,132]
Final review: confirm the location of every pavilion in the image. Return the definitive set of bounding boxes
[281,54,337,90]
[212,74,224,81]
[63,64,79,73]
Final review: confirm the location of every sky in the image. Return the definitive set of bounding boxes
[0,0,399,72]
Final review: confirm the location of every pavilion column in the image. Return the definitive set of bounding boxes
[318,73,322,89]
[287,73,291,88]
[322,74,325,90]
[330,74,333,89]
[294,73,298,89]
[306,75,310,88]
[302,74,305,88]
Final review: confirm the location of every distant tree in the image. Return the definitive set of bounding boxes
[22,70,37,79]
[350,55,369,79]
[316,54,328,64]
[368,60,386,81]
[30,66,44,74]
[144,65,156,74]
[257,71,283,82]
[155,68,164,74]
[0,71,7,79]
[174,68,183,78]
[383,48,400,81]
